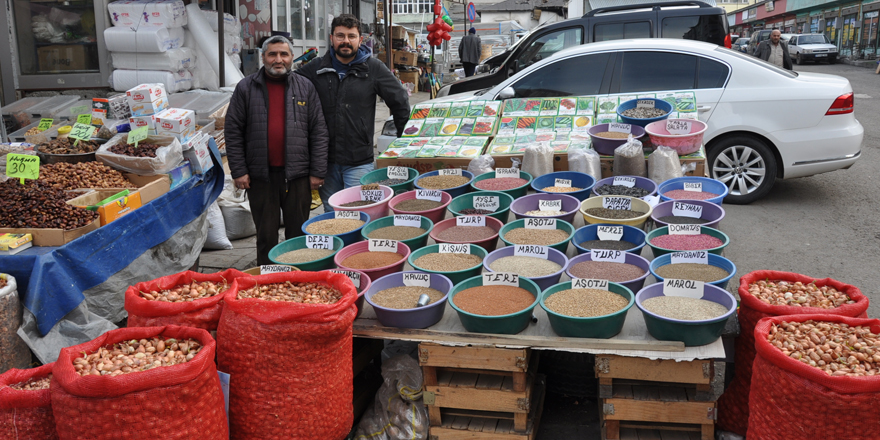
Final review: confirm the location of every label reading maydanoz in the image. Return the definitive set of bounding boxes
[670,251,708,265]
[393,215,422,228]
[260,265,294,274]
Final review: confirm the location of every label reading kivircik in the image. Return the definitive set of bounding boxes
[393,214,422,228]
[602,196,632,211]
[572,278,609,290]
[483,272,519,287]
[329,269,361,289]
[386,166,409,180]
[670,251,709,265]
[473,196,500,212]
[360,190,384,202]
[612,176,636,188]
[525,218,556,230]
[495,168,520,178]
[663,278,705,299]
[668,224,701,236]
[439,243,470,254]
[456,215,486,227]
[608,123,632,134]
[334,210,361,220]
[683,182,703,192]
[671,201,703,219]
[590,249,626,263]
[260,265,294,274]
[596,225,624,241]
[416,189,442,202]
[368,239,398,253]
[439,168,462,176]
[539,199,562,212]
[403,272,431,288]
[554,178,572,188]
[305,235,332,250]
[514,245,549,259]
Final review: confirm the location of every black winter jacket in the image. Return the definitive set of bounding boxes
[225,68,329,181]
[296,52,410,167]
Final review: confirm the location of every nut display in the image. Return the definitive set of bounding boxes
[748,280,854,308]
[39,162,137,190]
[0,180,98,230]
[37,138,100,154]
[768,320,880,377]
[109,142,162,158]
[237,281,343,304]
[73,337,203,377]
[25,126,45,136]
[10,375,52,390]
[140,280,229,302]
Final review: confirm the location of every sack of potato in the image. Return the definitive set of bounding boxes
[0,363,58,440]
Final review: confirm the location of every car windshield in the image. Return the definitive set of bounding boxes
[800,35,830,44]
[715,47,798,77]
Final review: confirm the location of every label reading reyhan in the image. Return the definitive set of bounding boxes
[590,249,626,263]
[305,235,332,250]
[663,278,704,299]
[572,278,609,290]
[403,272,431,287]
[539,199,562,212]
[483,272,519,287]
[439,168,462,176]
[524,218,556,230]
[670,251,709,265]
[495,168,520,178]
[668,224,701,236]
[596,225,624,241]
[602,196,632,211]
[329,269,361,289]
[612,176,636,188]
[393,214,422,228]
[671,202,703,219]
[439,243,470,254]
[335,210,361,220]
[368,239,398,253]
[416,189,442,202]
[386,166,409,180]
[456,215,486,227]
[514,245,549,259]
[473,196,500,212]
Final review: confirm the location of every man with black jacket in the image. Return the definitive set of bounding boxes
[297,14,410,212]
[226,36,329,265]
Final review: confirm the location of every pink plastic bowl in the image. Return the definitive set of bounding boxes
[644,119,708,155]
[321,268,371,318]
[388,190,453,224]
[334,240,411,282]
[328,185,394,220]
[429,216,504,253]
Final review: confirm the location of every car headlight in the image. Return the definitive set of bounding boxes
[829,48,838,53]
[803,49,812,54]
[381,120,397,136]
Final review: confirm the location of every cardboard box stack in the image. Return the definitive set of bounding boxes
[155,107,196,142]
[126,83,169,135]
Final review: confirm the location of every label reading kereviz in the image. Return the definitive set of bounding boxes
[683,182,702,192]
[305,234,332,250]
[483,272,519,287]
[612,176,636,188]
[670,251,709,265]
[636,100,655,109]
[597,225,624,241]
[496,168,520,178]
[403,272,431,287]
[554,178,572,188]
[456,215,486,227]
[439,243,470,254]
[394,214,422,228]
[386,166,409,180]
[514,245,549,259]
[361,190,384,202]
[668,224,701,236]
[416,189,442,202]
[525,218,556,230]
[439,168,462,176]
[672,202,703,219]
[330,269,362,289]
[368,239,398,253]
[539,199,562,212]
[663,278,705,299]
[334,210,361,219]
[473,196,500,212]
[602,196,632,211]
[572,278,609,290]
[590,249,626,263]
[260,265,294,274]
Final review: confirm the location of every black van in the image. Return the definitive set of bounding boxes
[440,1,728,96]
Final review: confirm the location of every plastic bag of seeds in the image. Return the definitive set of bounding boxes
[0,363,58,440]
[354,355,429,440]
[716,270,869,437]
[50,325,228,440]
[125,268,247,332]
[647,146,683,184]
[467,154,495,176]
[523,143,554,178]
[568,148,602,180]
[612,135,646,177]
[95,134,184,175]
[0,274,32,374]
[217,272,358,440]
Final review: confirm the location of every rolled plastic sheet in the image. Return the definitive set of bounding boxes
[104,26,185,53]
[184,3,243,87]
[110,69,194,93]
[111,47,196,71]
[108,0,187,29]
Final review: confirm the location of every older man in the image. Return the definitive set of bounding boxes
[755,29,793,70]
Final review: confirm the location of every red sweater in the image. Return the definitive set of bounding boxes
[265,73,286,167]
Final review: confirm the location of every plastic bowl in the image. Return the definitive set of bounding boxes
[565,251,651,294]
[650,200,726,230]
[571,224,647,255]
[649,253,737,290]
[388,190,453,224]
[510,193,581,224]
[430,216,504,253]
[470,170,534,199]
[530,171,596,201]
[448,191,514,223]
[645,119,708,155]
[588,124,647,155]
[322,268,371,318]
[414,170,475,199]
[483,246,568,291]
[301,211,371,247]
[540,281,634,338]
[635,281,737,346]
[268,235,345,271]
[448,274,542,334]
[592,176,658,200]
[360,215,434,251]
[408,243,489,285]
[658,177,729,205]
[333,240,411,282]
[580,196,653,229]
[498,218,575,254]
[645,226,730,258]
[365,271,453,329]
[327,184,394,220]
[616,98,674,128]
[360,167,419,196]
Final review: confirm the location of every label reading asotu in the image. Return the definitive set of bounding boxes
[590,249,626,263]
[368,239,398,253]
[483,272,519,287]
[514,245,549,259]
[403,272,431,287]
[456,215,486,227]
[525,218,556,230]
[596,225,624,241]
[671,202,703,219]
[572,278,609,290]
[334,210,361,219]
[663,278,704,299]
[305,235,332,250]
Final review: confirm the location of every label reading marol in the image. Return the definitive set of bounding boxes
[663,278,704,298]
[514,245,549,259]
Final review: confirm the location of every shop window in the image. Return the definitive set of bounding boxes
[12,0,100,75]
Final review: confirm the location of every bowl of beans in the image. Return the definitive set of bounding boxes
[408,243,489,285]
[498,218,575,254]
[658,177,728,205]
[430,216,504,253]
[327,184,395,220]
[360,166,419,196]
[321,268,372,318]
[616,98,674,128]
[635,281,736,346]
[333,240,411,282]
[649,253,737,289]
[571,224,647,256]
[269,235,345,271]
[530,171,596,202]
[470,170,534,199]
[645,225,730,258]
[588,123,647,155]
[360,214,434,251]
[388,190,453,224]
[483,245,569,291]
[509,193,580,224]
[644,119,708,155]
[448,191,514,223]
[414,169,475,199]
[365,271,453,328]
[565,250,651,294]
[650,200,726,230]
[592,176,658,200]
[540,280,635,339]
[579,196,653,229]
[302,211,371,247]
[448,274,542,334]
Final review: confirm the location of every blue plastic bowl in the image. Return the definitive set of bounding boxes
[414,170,475,199]
[572,224,647,256]
[592,176,658,200]
[617,98,674,128]
[301,210,370,247]
[365,271,453,329]
[649,252,737,290]
[530,171,596,201]
[658,177,729,205]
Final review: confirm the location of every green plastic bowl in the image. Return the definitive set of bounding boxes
[448,274,541,334]
[408,244,489,285]
[645,225,730,258]
[498,218,575,254]
[360,215,434,250]
[447,191,514,223]
[268,235,344,271]
[540,281,634,339]
[470,170,534,199]
[360,167,419,196]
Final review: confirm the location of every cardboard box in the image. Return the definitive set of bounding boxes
[168,161,193,189]
[0,218,99,247]
[398,71,420,92]
[391,25,407,40]
[155,108,196,142]
[129,115,157,133]
[126,83,169,116]
[102,174,171,205]
[393,50,417,66]
[36,45,88,72]
[68,189,143,226]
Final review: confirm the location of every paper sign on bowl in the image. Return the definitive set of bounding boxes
[612,176,636,188]
[416,189,442,202]
[334,210,361,220]
[386,166,409,180]
[393,214,422,228]
[596,225,624,241]
[456,215,486,227]
[572,278,609,290]
[608,123,632,134]
[683,182,703,192]
[636,100,655,109]
[403,272,431,288]
[602,196,632,211]
[439,243,470,254]
[539,199,562,212]
[329,269,361,289]
[668,224,701,236]
[670,251,709,265]
[590,249,626,263]
[554,178,572,188]
[671,202,703,219]
[666,119,692,135]
[524,218,556,230]
[483,272,519,287]
[495,168,520,178]
[514,245,549,259]
[261,265,294,274]
[473,196,499,212]
[439,168,462,176]
[361,190,384,202]
[662,278,705,299]
[368,239,399,253]
[305,235,333,250]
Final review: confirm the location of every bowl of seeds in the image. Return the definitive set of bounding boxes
[470,170,533,199]
[483,245,569,291]
[592,176,658,200]
[635,281,736,346]
[321,268,371,317]
[498,218,575,254]
[447,273,542,334]
[616,98,673,128]
[360,214,434,251]
[408,243,489,285]
[510,193,581,224]
[448,190,514,223]
[579,196,653,228]
[269,235,345,271]
[414,169,475,199]
[301,211,371,247]
[649,252,737,289]
[360,166,419,196]
[650,200,726,230]
[571,224,647,256]
[658,176,728,205]
[334,240,411,282]
[645,225,730,258]
[389,190,453,224]
[540,280,635,339]
[530,171,596,201]
[328,184,395,220]
[365,271,453,328]
[430,216,504,253]
[588,124,647,155]
[566,250,651,294]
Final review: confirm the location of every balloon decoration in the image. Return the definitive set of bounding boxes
[426,0,451,47]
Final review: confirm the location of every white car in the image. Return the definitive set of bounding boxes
[788,34,839,65]
[379,39,862,204]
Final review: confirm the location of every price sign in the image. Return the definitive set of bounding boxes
[387,166,409,179]
[439,168,462,176]
[329,269,361,289]
[439,243,470,254]
[672,202,703,219]
[663,278,705,299]
[260,265,294,274]
[37,118,53,131]
[524,218,556,230]
[643,195,660,207]
[393,214,422,228]
[495,168,520,178]
[636,100,655,108]
[597,225,623,241]
[572,278,609,290]
[608,123,632,134]
[590,249,626,263]
[554,178,572,188]
[668,224,701,236]
[305,234,332,249]
[483,272,519,287]
[361,190,384,202]
[76,114,92,125]
[612,176,636,188]
[539,199,562,212]
[514,245,549,259]
[68,123,96,141]
[456,215,485,227]
[416,189,442,202]
[670,251,709,265]
[602,196,632,211]
[127,125,149,146]
[473,196,499,212]
[403,272,431,287]
[683,182,703,192]
[368,239,398,253]
[666,119,692,135]
[69,104,90,116]
[334,210,361,219]
[5,154,40,184]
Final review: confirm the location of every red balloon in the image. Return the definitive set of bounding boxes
[427,23,438,32]
[442,32,451,41]
[440,22,452,32]
[434,5,442,15]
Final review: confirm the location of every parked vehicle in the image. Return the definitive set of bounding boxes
[788,34,838,64]
[747,30,793,55]
[733,36,750,53]
[379,39,862,204]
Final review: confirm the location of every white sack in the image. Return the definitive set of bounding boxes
[111,47,196,71]
[110,69,193,93]
[204,201,234,250]
[104,26,184,53]
[202,10,241,35]
[108,0,187,29]
[218,175,256,240]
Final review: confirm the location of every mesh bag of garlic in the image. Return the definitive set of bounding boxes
[0,363,57,440]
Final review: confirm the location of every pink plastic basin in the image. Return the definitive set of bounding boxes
[388,190,453,224]
[334,240,411,282]
[321,268,371,318]
[328,185,394,220]
[644,119,708,155]
[429,216,504,253]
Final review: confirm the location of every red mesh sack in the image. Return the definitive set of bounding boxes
[125,269,247,331]
[716,270,869,436]
[749,314,880,439]
[0,363,58,440]
[217,271,358,440]
[50,325,228,440]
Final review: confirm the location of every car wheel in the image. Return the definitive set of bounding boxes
[828,57,836,64]
[795,53,802,65]
[708,135,778,205]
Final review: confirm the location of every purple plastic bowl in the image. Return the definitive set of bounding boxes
[565,251,651,293]
[650,200,726,229]
[592,176,658,199]
[588,124,647,155]
[483,246,569,291]
[510,193,580,224]
[322,268,371,318]
[365,271,453,329]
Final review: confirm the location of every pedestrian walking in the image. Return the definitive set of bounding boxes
[459,27,482,77]
[755,29,793,70]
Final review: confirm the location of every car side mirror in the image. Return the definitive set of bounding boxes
[498,87,515,100]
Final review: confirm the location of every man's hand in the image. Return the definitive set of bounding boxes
[234,174,251,190]
[310,176,324,190]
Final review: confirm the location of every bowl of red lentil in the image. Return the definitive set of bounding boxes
[530,171,596,202]
[635,281,736,346]
[447,274,542,334]
[509,193,581,224]
[498,218,575,254]
[365,271,453,328]
[430,216,504,253]
[645,225,730,258]
[301,211,371,247]
[408,243,489,285]
[333,240,412,282]
[483,245,569,291]
[447,191,514,223]
[657,177,728,205]
[650,200,725,230]
[321,268,372,318]
[649,253,737,289]
[328,184,395,220]
[565,250,651,294]
[414,169,475,199]
[470,170,534,199]
[269,235,345,271]
[579,196,653,228]
[540,280,635,338]
[591,176,658,200]
[360,214,434,251]
[588,123,647,155]
[388,190,453,224]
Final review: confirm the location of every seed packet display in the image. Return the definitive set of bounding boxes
[417,145,441,157]
[514,116,536,133]
[409,138,430,148]
[457,138,487,157]
[502,98,538,116]
[436,145,461,157]
[482,101,501,116]
[637,93,656,99]
[597,97,619,114]
[596,114,619,124]
[510,143,530,154]
[389,138,414,148]
[497,117,516,134]
[535,116,556,133]
[439,118,461,136]
[467,100,487,117]
[427,102,451,118]
[569,132,591,141]
[515,133,538,144]
[539,98,560,116]
[456,117,476,136]
[410,103,432,119]
[550,141,570,152]
[401,119,424,136]
[678,112,699,120]
[490,143,513,154]
[558,97,578,115]
[569,140,591,151]
[554,116,574,133]
[380,146,419,158]
[554,132,571,142]
[673,92,697,113]
[471,117,497,136]
[427,136,451,145]
[617,95,638,106]
[446,136,468,147]
[449,102,469,118]
[576,97,596,116]
[419,118,444,137]
[534,132,556,143]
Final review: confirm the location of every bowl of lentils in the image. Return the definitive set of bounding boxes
[571,224,647,255]
[616,98,674,128]
[498,218,575,254]
[579,196,653,229]
[649,252,737,290]
[635,281,736,346]
[592,176,658,200]
[588,123,647,155]
[448,274,542,334]
[448,191,514,223]
[470,170,533,199]
[360,166,419,196]
[650,200,726,229]
[540,280,635,339]
[333,239,412,282]
[408,243,489,285]
[269,235,345,271]
[430,216,504,253]
[658,177,729,205]
[414,169,475,199]
[327,184,395,220]
[530,171,595,202]
[365,271,453,329]
[565,250,651,294]
[301,211,371,247]
[388,190,453,224]
[646,225,730,258]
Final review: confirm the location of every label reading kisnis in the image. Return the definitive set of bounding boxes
[456,215,486,227]
[403,272,431,288]
[572,278,609,290]
[597,225,624,241]
[496,168,520,178]
[663,278,704,299]
[539,199,562,212]
[666,119,692,135]
[416,189,442,202]
[683,182,702,192]
[394,215,422,228]
[636,100,655,109]
[361,190,384,202]
[525,218,556,230]
[602,197,632,211]
[387,166,409,179]
[483,272,519,287]
[591,249,626,263]
[613,176,636,188]
[670,251,708,265]
[439,243,470,254]
[473,196,500,212]
[514,245,549,259]
[672,202,703,219]
[608,123,632,134]
[330,269,361,289]
[439,168,462,176]
[335,210,361,220]
[369,239,398,253]
[305,235,332,250]
[260,265,294,274]
[668,224,701,235]
[554,178,572,188]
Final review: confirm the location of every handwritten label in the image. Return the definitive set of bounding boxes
[126,125,149,146]
[608,123,632,134]
[439,168,462,176]
[572,278,609,290]
[602,196,632,211]
[683,182,703,192]
[597,225,624,241]
[387,166,409,179]
[636,100,655,109]
[305,234,332,250]
[439,243,470,254]
[403,272,431,288]
[495,168,520,178]
[473,196,499,212]
[260,265,294,274]
[394,214,422,228]
[663,278,705,299]
[5,154,40,181]
[37,118,53,131]
[554,178,572,188]
[483,272,519,287]
[456,215,486,227]
[68,123,96,141]
[368,239,398,253]
[612,176,636,188]
[670,251,709,265]
[668,224,701,236]
[334,210,361,220]
[539,199,562,212]
[591,249,626,263]
[514,245,549,259]
[524,218,556,230]
[361,190,384,202]
[666,119,692,135]
[76,114,92,125]
[329,269,361,289]
[672,202,703,219]
[416,189,442,202]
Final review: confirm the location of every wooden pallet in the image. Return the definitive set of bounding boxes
[353,338,384,377]
[595,355,714,402]
[601,382,715,440]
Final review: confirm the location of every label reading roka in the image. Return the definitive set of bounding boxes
[416,189,442,202]
[671,202,703,219]
[602,196,632,211]
[608,123,632,134]
[670,251,708,265]
[539,199,562,212]
[386,166,409,179]
[305,235,332,250]
[368,239,398,253]
[590,249,626,263]
[394,214,422,228]
[260,265,294,274]
[663,278,704,299]
[525,218,556,230]
[473,196,500,212]
[597,225,624,241]
[636,100,655,109]
[554,178,572,188]
[496,168,520,178]
[439,243,470,254]
[514,245,549,259]
[456,215,486,227]
[483,272,519,287]
[439,168,462,176]
[334,210,361,219]
[403,272,431,287]
[572,278,609,290]
[361,190,384,202]
[668,224,701,235]
[683,182,703,192]
[330,269,361,289]
[612,176,636,188]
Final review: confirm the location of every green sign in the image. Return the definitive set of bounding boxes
[76,114,92,125]
[68,123,96,141]
[5,153,40,184]
[69,105,90,116]
[127,126,149,147]
[37,118,53,131]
